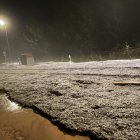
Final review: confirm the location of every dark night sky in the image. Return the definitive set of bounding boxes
[1,0,140,61]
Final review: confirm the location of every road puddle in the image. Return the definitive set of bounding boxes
[0,95,90,140]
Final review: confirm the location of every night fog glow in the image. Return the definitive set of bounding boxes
[1,1,140,61]
[0,20,5,26]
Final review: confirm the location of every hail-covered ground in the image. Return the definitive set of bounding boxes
[0,60,140,140]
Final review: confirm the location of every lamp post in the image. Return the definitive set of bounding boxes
[0,19,11,63]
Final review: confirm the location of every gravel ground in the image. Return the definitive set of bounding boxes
[0,60,140,140]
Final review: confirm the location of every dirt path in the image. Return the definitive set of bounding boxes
[0,95,90,140]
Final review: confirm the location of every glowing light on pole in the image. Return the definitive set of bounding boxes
[0,20,5,26]
[0,19,11,63]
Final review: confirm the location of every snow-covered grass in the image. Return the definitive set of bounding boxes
[1,59,140,70]
[0,59,140,139]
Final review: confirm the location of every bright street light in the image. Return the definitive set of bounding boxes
[0,19,11,63]
[0,20,5,26]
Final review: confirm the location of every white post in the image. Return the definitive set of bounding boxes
[69,54,72,64]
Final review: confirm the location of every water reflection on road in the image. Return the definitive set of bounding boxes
[0,95,90,140]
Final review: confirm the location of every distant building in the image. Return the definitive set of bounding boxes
[20,53,34,65]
